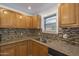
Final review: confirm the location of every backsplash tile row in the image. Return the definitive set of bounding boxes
[59,28,79,45]
[41,28,79,45]
[0,29,40,42]
[0,27,79,46]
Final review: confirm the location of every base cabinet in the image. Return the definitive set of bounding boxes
[31,41,48,56]
[0,40,48,56]
[32,41,40,56]
[15,41,28,56]
[0,47,15,56]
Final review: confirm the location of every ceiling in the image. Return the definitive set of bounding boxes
[0,3,58,15]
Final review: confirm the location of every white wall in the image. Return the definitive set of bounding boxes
[39,4,59,34]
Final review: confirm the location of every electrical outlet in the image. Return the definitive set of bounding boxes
[63,34,68,39]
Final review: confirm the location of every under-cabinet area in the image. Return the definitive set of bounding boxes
[0,3,79,56]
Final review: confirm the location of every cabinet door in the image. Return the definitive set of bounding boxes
[25,16,32,28]
[31,41,48,56]
[16,13,26,28]
[76,4,79,26]
[39,45,48,56]
[0,8,16,28]
[0,46,15,56]
[32,16,41,29]
[16,42,28,56]
[59,4,76,26]
[32,41,40,56]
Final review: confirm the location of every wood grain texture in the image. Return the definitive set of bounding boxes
[59,3,79,28]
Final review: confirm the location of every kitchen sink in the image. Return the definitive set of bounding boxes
[34,37,48,43]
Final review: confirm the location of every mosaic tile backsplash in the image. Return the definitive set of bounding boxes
[0,28,79,45]
[0,29,40,42]
[41,28,79,45]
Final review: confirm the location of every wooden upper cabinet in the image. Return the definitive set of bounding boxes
[16,13,32,28]
[59,3,79,27]
[16,13,26,28]
[0,8,16,28]
[0,7,41,29]
[25,16,32,28]
[75,4,79,26]
[32,15,41,29]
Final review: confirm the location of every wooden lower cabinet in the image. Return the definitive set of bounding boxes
[15,41,28,56]
[0,44,16,56]
[0,40,48,56]
[39,44,48,56]
[31,41,48,56]
[15,44,28,56]
[32,41,40,56]
[0,41,28,56]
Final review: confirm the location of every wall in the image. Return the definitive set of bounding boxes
[38,4,79,46]
[39,4,58,34]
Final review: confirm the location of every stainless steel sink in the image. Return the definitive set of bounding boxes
[34,37,48,43]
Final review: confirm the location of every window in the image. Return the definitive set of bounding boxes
[44,13,57,33]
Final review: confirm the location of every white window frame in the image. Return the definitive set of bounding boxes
[41,11,58,34]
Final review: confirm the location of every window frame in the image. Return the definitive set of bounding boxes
[42,13,58,34]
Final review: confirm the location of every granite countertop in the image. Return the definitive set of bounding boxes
[0,38,79,56]
[0,39,28,46]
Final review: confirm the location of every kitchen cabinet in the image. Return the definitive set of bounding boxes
[0,40,48,56]
[0,7,41,29]
[32,41,40,56]
[59,3,79,28]
[15,13,26,28]
[32,41,48,56]
[0,44,16,56]
[15,41,28,56]
[32,16,41,29]
[0,8,16,28]
[0,41,28,56]
[39,44,48,56]
[25,16,32,29]
[16,14,32,28]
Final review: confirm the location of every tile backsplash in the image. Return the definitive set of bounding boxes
[0,29,40,42]
[58,28,79,45]
[0,28,79,46]
[41,27,79,45]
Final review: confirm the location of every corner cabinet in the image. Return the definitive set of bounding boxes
[0,40,48,56]
[32,16,41,29]
[59,3,79,28]
[15,41,28,56]
[31,41,48,56]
